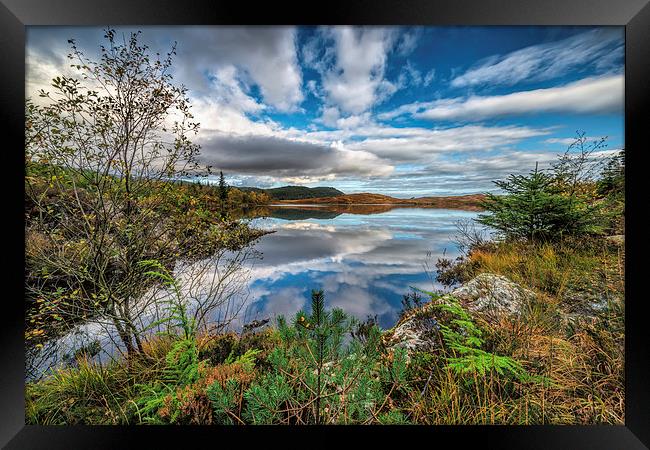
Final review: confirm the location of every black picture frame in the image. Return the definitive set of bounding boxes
[1,1,649,448]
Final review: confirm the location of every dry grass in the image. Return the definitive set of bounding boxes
[278,193,486,210]
[26,236,624,426]
[423,235,625,424]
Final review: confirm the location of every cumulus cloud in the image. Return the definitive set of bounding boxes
[26,26,304,112]
[196,134,394,180]
[171,26,303,112]
[451,28,623,88]
[189,96,278,136]
[319,27,399,114]
[205,65,266,114]
[379,75,623,122]
[26,26,624,196]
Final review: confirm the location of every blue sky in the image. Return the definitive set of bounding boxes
[26,26,624,196]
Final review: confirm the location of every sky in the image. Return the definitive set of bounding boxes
[26,26,624,197]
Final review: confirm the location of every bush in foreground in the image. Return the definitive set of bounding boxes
[27,285,626,425]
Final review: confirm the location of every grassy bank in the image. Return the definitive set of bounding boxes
[434,234,625,423]
[26,239,625,425]
[25,141,626,425]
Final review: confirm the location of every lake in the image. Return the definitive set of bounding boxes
[241,205,480,329]
[27,205,479,380]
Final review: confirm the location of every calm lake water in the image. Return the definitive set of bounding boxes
[241,206,479,329]
[27,205,479,380]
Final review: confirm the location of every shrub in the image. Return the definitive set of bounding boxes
[208,290,412,424]
[477,165,602,241]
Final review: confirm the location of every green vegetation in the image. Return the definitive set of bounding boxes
[24,25,625,426]
[30,272,621,425]
[218,171,229,202]
[239,185,345,200]
[431,135,625,424]
[26,289,549,425]
[477,133,621,242]
[477,164,603,241]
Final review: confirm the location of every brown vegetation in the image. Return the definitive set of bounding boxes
[278,192,486,211]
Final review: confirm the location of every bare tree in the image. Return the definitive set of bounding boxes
[25,29,258,356]
[452,218,491,254]
[551,130,610,198]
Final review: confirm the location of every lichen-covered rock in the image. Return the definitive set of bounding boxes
[451,273,536,318]
[385,273,535,354]
[387,309,441,353]
[385,300,446,354]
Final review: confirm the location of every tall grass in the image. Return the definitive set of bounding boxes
[26,236,624,425]
[429,234,625,424]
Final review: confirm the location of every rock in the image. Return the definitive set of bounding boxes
[385,273,535,355]
[450,273,535,318]
[605,234,624,245]
[387,310,441,353]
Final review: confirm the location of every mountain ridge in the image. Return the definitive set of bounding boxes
[237,185,344,200]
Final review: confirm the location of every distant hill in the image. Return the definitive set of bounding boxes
[278,192,486,211]
[238,185,345,200]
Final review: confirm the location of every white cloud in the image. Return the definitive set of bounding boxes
[380,75,623,122]
[396,29,421,56]
[344,124,552,163]
[25,26,624,196]
[318,106,341,127]
[255,287,307,320]
[190,96,277,136]
[176,27,303,112]
[544,135,605,146]
[320,27,399,114]
[27,26,305,112]
[451,28,623,88]
[399,62,435,88]
[334,147,586,196]
[423,69,436,86]
[206,65,266,114]
[404,61,422,86]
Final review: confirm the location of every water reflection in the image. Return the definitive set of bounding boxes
[27,205,479,379]
[242,206,479,329]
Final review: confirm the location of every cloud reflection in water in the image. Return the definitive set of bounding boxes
[243,206,479,328]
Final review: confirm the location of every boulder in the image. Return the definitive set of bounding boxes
[386,273,535,354]
[451,273,535,318]
[387,310,441,353]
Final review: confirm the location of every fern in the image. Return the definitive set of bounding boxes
[223,348,261,371]
[164,339,200,385]
[137,259,196,339]
[419,292,536,384]
[133,260,205,423]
